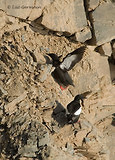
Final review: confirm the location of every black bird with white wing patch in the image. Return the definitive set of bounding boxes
[67,94,86,124]
[47,46,86,90]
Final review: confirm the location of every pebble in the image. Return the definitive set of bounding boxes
[40,46,44,52]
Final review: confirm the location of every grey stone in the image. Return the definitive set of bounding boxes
[0,0,34,19]
[4,91,27,115]
[69,49,111,96]
[0,0,52,21]
[18,121,50,158]
[38,64,52,82]
[88,0,99,11]
[38,132,49,146]
[38,87,46,103]
[92,2,115,45]
[0,86,8,96]
[13,112,29,124]
[0,11,6,30]
[28,0,52,21]
[40,46,45,52]
[0,0,5,10]
[75,26,92,42]
[84,137,90,143]
[45,47,50,53]
[97,42,112,56]
[42,0,89,34]
[101,42,112,56]
[65,143,74,155]
[19,144,38,157]
[0,74,5,80]
[21,35,26,42]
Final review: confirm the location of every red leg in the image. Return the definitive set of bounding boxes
[60,86,68,90]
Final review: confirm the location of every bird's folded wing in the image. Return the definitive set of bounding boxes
[67,101,81,114]
[60,46,86,71]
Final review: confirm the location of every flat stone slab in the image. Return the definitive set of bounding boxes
[42,0,88,34]
[0,0,51,20]
[88,0,99,11]
[92,2,115,45]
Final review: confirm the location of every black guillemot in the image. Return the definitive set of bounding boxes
[67,94,86,124]
[47,46,86,90]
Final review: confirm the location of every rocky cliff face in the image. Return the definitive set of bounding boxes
[0,0,115,160]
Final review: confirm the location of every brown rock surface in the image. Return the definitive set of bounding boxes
[41,0,88,34]
[0,2,115,160]
[92,1,115,45]
[0,0,52,21]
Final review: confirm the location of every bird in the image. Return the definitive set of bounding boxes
[66,94,86,124]
[47,46,86,90]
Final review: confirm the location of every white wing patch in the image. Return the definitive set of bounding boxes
[74,107,81,115]
[60,55,76,70]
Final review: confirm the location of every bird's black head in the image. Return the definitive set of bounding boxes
[47,53,61,67]
[74,95,83,101]
[74,94,86,106]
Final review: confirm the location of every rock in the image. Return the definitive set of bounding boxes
[104,123,115,160]
[98,42,112,57]
[28,0,52,21]
[65,143,74,155]
[75,26,92,42]
[19,144,38,157]
[0,12,114,160]
[4,91,27,115]
[38,132,49,147]
[47,145,86,160]
[18,121,50,158]
[92,2,115,45]
[40,46,45,52]
[102,42,112,56]
[69,49,111,96]
[7,79,26,102]
[0,86,8,96]
[83,137,90,143]
[37,86,47,103]
[95,105,115,124]
[0,0,33,19]
[0,11,6,30]
[38,64,52,82]
[88,0,99,11]
[42,0,89,34]
[45,47,50,53]
[0,0,52,21]
[6,15,16,24]
[21,35,26,42]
